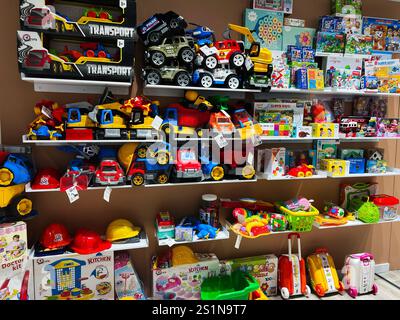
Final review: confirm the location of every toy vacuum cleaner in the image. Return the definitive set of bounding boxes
[278,233,310,299]
[307,248,344,297]
[342,253,378,298]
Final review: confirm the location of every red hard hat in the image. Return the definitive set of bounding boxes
[70,228,111,255]
[40,223,72,249]
[32,168,60,190]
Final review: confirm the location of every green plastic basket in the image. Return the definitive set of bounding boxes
[357,201,380,223]
[278,204,319,232]
[201,270,259,300]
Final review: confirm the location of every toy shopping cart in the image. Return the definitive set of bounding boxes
[277,203,319,232]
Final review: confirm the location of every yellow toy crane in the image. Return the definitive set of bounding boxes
[227,24,273,91]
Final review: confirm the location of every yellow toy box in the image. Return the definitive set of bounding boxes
[307,69,325,90]
[312,123,339,138]
[307,248,344,297]
[320,159,348,177]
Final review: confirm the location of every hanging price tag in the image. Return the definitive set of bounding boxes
[247,151,254,165]
[166,237,175,247]
[245,56,254,71]
[41,106,53,119]
[199,45,218,56]
[214,133,228,149]
[103,186,112,203]
[66,186,79,203]
[152,116,163,130]
[221,109,231,118]
[251,134,262,147]
[234,235,242,249]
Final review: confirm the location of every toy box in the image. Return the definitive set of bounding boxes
[295,68,308,89]
[175,217,195,242]
[294,125,312,139]
[307,69,324,90]
[114,251,145,300]
[244,9,284,51]
[17,31,134,83]
[339,149,364,159]
[314,140,339,169]
[345,34,373,55]
[152,253,220,300]
[332,0,362,16]
[283,0,293,14]
[366,148,384,161]
[284,18,305,28]
[312,123,339,138]
[220,254,278,296]
[289,61,318,87]
[316,32,345,54]
[257,147,286,177]
[282,27,316,51]
[375,59,400,78]
[320,16,344,33]
[253,0,284,11]
[271,52,290,88]
[0,222,33,300]
[331,68,361,90]
[20,0,137,40]
[286,149,317,169]
[339,117,369,137]
[361,76,379,90]
[366,160,387,174]
[378,118,400,137]
[363,17,400,52]
[347,158,366,174]
[370,195,399,221]
[342,15,363,35]
[323,55,362,84]
[321,159,349,177]
[156,211,175,240]
[32,249,114,300]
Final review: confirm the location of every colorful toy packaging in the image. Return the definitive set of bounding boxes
[312,123,339,138]
[307,69,325,90]
[370,195,399,221]
[257,147,286,177]
[220,254,278,296]
[363,17,400,52]
[271,51,290,88]
[0,222,33,300]
[156,211,175,240]
[114,251,145,300]
[332,0,362,16]
[316,32,345,54]
[340,182,378,214]
[253,0,284,11]
[314,140,338,169]
[282,27,316,51]
[345,34,373,55]
[32,249,114,300]
[320,159,348,177]
[284,18,305,28]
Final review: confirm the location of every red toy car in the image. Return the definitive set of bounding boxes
[286,164,315,178]
[95,159,126,186]
[173,148,202,181]
[198,40,246,70]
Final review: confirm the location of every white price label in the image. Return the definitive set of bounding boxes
[119,0,127,8]
[221,109,231,118]
[214,133,228,149]
[41,106,53,119]
[117,39,125,48]
[245,56,254,71]
[247,152,254,165]
[151,115,163,130]
[199,45,218,56]
[251,134,262,147]
[166,238,175,247]
[234,235,242,249]
[103,186,112,202]
[66,186,79,203]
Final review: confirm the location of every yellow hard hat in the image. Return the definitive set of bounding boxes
[106,219,141,242]
[184,90,199,102]
[118,143,139,169]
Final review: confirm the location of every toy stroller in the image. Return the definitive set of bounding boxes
[278,233,310,299]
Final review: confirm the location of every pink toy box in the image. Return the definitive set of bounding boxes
[152,253,220,300]
[32,249,114,300]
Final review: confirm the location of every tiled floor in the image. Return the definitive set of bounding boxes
[270,271,400,300]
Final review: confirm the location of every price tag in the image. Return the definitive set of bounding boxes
[234,235,242,249]
[247,151,254,165]
[166,238,175,247]
[245,56,254,71]
[103,186,112,202]
[251,134,262,147]
[214,133,228,149]
[41,106,53,119]
[119,0,127,8]
[199,45,218,56]
[117,39,125,48]
[152,116,163,130]
[221,109,231,118]
[66,186,79,203]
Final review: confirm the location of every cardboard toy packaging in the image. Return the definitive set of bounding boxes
[220,254,279,296]
[332,0,362,16]
[0,222,34,300]
[282,26,316,51]
[257,147,286,177]
[253,0,284,11]
[152,253,220,300]
[32,250,114,300]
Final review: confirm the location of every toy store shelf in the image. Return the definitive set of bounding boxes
[267,87,400,97]
[339,136,400,142]
[260,136,337,143]
[313,216,400,230]
[143,84,260,98]
[157,227,230,247]
[258,171,328,181]
[326,167,400,179]
[21,74,131,95]
[110,232,149,251]
[21,135,161,146]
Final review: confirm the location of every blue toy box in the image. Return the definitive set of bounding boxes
[348,158,366,174]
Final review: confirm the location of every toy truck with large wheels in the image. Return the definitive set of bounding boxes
[0,185,35,223]
[127,159,173,186]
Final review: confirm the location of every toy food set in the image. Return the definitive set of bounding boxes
[220,254,278,296]
[17,31,134,83]
[19,0,137,40]
[342,253,378,298]
[277,198,319,232]
[156,211,175,240]
[105,219,141,244]
[306,248,344,297]
[152,246,220,300]
[316,32,345,54]
[114,251,145,300]
[370,195,399,221]
[253,0,284,11]
[278,233,310,299]
[32,249,114,300]
[282,27,316,51]
[332,0,362,16]
[244,9,284,51]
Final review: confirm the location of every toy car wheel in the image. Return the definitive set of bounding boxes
[230,52,245,68]
[226,75,240,89]
[98,51,107,58]
[348,287,358,298]
[175,72,191,87]
[305,285,311,297]
[298,172,305,178]
[204,55,218,70]
[198,103,209,112]
[315,284,325,297]
[241,165,255,180]
[372,283,378,295]
[210,166,225,181]
[131,173,145,186]
[196,128,203,138]
[50,62,58,74]
[156,152,170,165]
[10,195,33,217]
[148,31,161,45]
[86,50,95,57]
[179,48,194,64]
[150,51,166,67]
[306,171,313,177]
[0,168,14,186]
[86,10,97,18]
[280,287,290,300]
[136,146,148,159]
[199,73,213,88]
[169,19,179,29]
[145,69,162,85]
[161,124,174,136]
[157,173,169,184]
[99,11,112,20]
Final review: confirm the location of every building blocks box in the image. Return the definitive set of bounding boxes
[254,102,304,131]
[17,30,134,83]
[20,0,137,40]
[152,253,220,300]
[32,250,114,300]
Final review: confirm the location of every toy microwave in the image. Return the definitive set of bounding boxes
[17,31,134,83]
[19,0,137,40]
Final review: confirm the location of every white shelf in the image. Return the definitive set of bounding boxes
[260,136,338,143]
[157,227,230,247]
[339,136,400,142]
[21,73,131,95]
[313,217,400,229]
[268,87,400,97]
[326,167,400,179]
[259,171,328,181]
[110,232,149,251]
[22,135,160,145]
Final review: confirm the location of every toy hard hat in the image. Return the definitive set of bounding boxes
[117,143,139,169]
[70,228,111,255]
[40,223,72,249]
[32,168,60,190]
[106,219,141,242]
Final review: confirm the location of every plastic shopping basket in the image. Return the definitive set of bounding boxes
[277,204,319,232]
